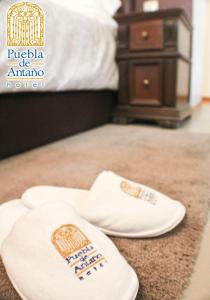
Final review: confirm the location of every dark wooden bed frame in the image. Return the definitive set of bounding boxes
[0,91,116,159]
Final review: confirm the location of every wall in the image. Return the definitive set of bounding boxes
[190,0,208,106]
[203,0,210,98]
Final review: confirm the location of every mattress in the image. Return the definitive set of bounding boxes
[0,0,120,93]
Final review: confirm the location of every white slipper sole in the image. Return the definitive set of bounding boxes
[5,260,139,300]
[97,202,186,238]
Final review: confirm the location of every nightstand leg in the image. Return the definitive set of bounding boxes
[112,116,134,124]
[158,120,181,129]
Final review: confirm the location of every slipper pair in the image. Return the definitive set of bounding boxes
[0,171,186,300]
[0,201,139,300]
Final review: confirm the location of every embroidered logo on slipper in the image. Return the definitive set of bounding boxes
[52,225,108,281]
[120,181,157,205]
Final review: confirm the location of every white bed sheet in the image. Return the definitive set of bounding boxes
[0,0,120,93]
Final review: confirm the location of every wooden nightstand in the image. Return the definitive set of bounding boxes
[113,9,192,128]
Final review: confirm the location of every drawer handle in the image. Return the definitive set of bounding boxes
[141,31,149,39]
[143,79,150,86]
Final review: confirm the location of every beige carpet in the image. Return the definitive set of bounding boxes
[0,124,210,300]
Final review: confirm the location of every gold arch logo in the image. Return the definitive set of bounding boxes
[120,180,141,198]
[52,225,91,258]
[7,2,44,46]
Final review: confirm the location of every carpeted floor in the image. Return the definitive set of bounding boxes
[0,124,210,300]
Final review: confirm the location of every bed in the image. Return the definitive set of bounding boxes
[0,0,121,159]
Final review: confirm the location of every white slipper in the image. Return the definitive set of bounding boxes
[22,171,186,238]
[0,200,29,253]
[1,201,139,300]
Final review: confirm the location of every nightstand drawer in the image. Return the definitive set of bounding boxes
[129,61,162,106]
[130,20,164,50]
